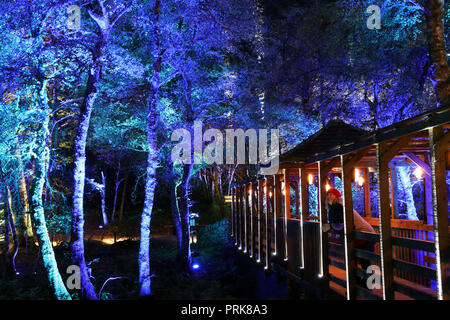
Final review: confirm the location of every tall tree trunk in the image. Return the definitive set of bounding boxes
[1,186,11,278]
[100,171,107,226]
[168,162,183,259]
[111,162,123,222]
[18,173,33,239]
[30,80,71,300]
[139,105,158,296]
[397,166,419,220]
[5,187,19,276]
[176,163,193,270]
[175,71,196,270]
[119,176,128,221]
[426,0,450,108]
[71,25,110,301]
[139,0,162,296]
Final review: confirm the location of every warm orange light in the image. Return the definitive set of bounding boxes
[354,168,360,181]
[414,167,423,179]
[325,184,330,191]
[308,174,314,185]
[357,176,364,186]
[269,191,273,198]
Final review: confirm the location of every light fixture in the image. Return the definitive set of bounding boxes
[308,174,314,185]
[325,184,330,191]
[269,191,273,198]
[414,166,423,179]
[357,176,364,187]
[354,168,360,182]
[192,263,200,270]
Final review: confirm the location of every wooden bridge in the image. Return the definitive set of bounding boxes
[230,107,450,300]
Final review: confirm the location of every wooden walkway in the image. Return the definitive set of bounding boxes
[231,107,450,300]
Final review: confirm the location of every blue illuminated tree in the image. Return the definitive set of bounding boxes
[0,0,75,299]
[65,0,133,300]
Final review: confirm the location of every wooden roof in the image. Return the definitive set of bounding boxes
[232,107,449,187]
[281,107,450,165]
[280,120,370,162]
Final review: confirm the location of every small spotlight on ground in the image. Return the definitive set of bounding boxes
[192,263,200,270]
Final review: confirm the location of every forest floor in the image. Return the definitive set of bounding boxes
[0,220,301,300]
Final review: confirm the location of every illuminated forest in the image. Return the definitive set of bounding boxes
[0,0,448,300]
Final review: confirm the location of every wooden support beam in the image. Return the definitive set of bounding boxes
[383,135,412,162]
[258,179,264,263]
[318,161,330,286]
[319,157,341,176]
[429,126,450,300]
[363,168,371,217]
[250,182,256,258]
[244,184,249,253]
[341,154,357,300]
[403,152,431,176]
[283,169,290,261]
[377,141,395,300]
[231,188,235,238]
[345,147,372,169]
[298,168,307,270]
[273,174,282,257]
[237,186,242,249]
[265,177,271,270]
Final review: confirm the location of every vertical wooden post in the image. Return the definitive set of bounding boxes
[318,161,329,282]
[265,177,271,270]
[363,168,371,217]
[244,184,250,253]
[231,187,235,239]
[299,168,307,269]
[429,126,450,300]
[274,174,282,257]
[237,186,242,249]
[341,155,357,300]
[377,142,395,300]
[251,182,257,259]
[283,169,290,261]
[258,179,264,263]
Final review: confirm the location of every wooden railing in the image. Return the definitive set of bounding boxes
[325,216,441,300]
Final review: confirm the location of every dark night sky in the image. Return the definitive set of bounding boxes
[262,0,342,19]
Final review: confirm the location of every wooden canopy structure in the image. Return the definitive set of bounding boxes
[230,106,450,300]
